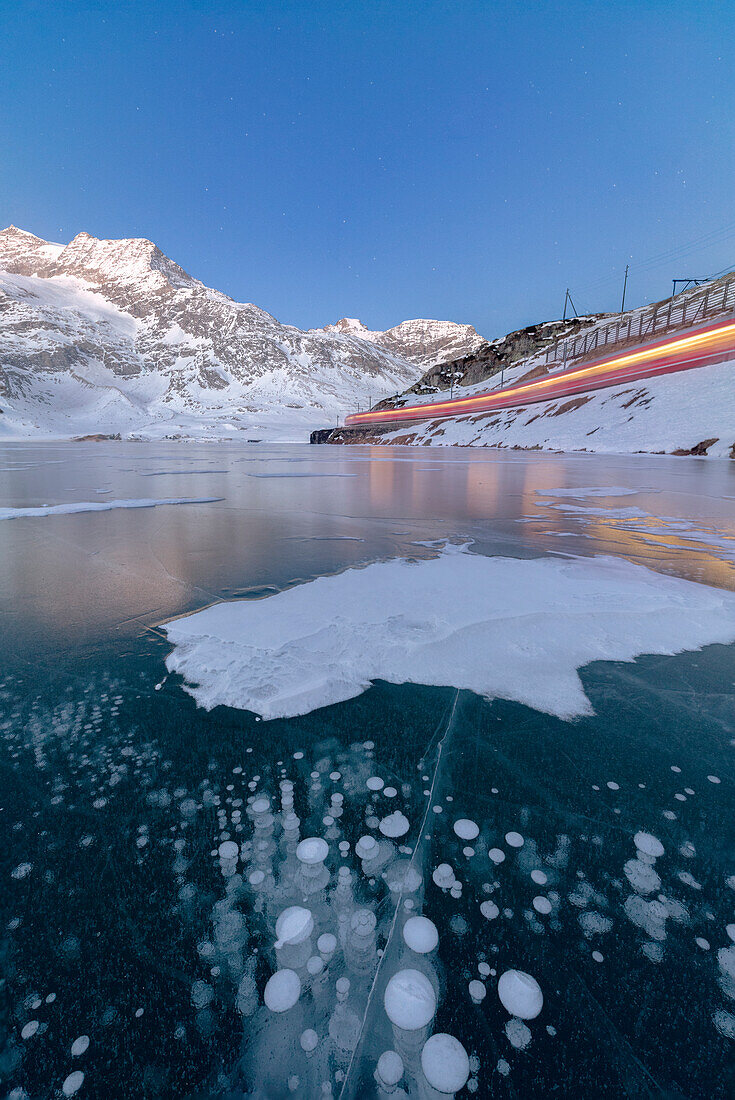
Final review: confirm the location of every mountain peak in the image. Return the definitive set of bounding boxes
[54,231,197,294]
[1,224,41,239]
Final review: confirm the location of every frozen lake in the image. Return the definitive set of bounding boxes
[0,441,733,1098]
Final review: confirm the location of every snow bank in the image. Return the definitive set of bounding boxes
[164,546,735,720]
[0,497,222,520]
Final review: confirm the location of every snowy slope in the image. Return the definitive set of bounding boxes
[347,284,735,459]
[321,316,485,368]
[374,359,735,458]
[0,226,429,442]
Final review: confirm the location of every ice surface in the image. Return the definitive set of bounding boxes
[165,545,735,721]
[541,487,643,498]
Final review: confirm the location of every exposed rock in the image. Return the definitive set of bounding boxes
[374,314,604,409]
[672,438,719,456]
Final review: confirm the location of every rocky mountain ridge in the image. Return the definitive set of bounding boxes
[321,315,486,369]
[0,226,449,440]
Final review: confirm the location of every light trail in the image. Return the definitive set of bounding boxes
[345,316,735,428]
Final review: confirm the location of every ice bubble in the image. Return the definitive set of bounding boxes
[497,970,543,1019]
[634,832,664,858]
[531,869,547,885]
[191,981,214,1009]
[296,838,329,865]
[376,1050,404,1087]
[607,781,620,791]
[488,848,505,864]
[453,819,479,841]
[468,980,486,1004]
[624,858,661,896]
[71,1035,90,1057]
[218,841,239,860]
[505,832,524,849]
[300,1028,319,1052]
[421,1033,470,1094]
[21,1021,39,1039]
[356,836,379,860]
[533,896,552,915]
[62,1072,85,1097]
[384,786,398,798]
[318,933,337,958]
[264,969,301,1012]
[480,901,499,921]
[726,924,735,943]
[307,956,324,976]
[384,969,437,1030]
[403,916,439,954]
[505,1018,532,1050]
[714,1009,735,1039]
[707,774,721,784]
[367,776,385,791]
[380,812,410,838]
[275,906,314,948]
[432,863,455,889]
[384,861,423,895]
[463,847,475,858]
[592,950,604,962]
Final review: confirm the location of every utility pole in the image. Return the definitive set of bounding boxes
[620,264,629,315]
[563,288,579,321]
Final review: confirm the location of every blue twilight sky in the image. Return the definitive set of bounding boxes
[1,0,734,338]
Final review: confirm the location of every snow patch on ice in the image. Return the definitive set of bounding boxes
[0,497,222,520]
[164,546,735,721]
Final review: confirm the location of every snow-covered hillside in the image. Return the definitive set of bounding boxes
[0,226,431,442]
[321,316,485,368]
[336,281,735,459]
[372,361,735,458]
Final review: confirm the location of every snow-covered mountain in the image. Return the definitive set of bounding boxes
[0,226,432,441]
[321,316,485,368]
